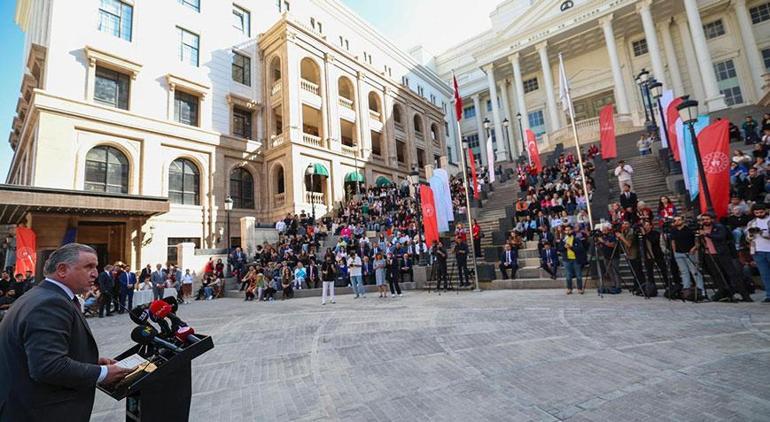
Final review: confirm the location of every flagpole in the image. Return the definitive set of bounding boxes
[452,71,481,292]
[560,54,594,230]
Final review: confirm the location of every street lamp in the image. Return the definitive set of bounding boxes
[516,112,526,165]
[677,98,714,214]
[649,79,680,175]
[635,69,651,123]
[224,196,233,253]
[306,164,316,222]
[502,117,512,162]
[409,166,426,265]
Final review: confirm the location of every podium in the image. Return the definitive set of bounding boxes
[97,334,214,422]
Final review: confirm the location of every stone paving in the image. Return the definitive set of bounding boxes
[88,290,770,421]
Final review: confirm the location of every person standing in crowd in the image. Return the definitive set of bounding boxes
[280,266,293,300]
[641,221,668,293]
[386,253,402,297]
[559,225,586,294]
[150,263,165,301]
[348,251,365,298]
[472,219,482,257]
[498,243,519,280]
[596,224,622,290]
[320,255,336,305]
[118,264,136,311]
[432,240,448,290]
[743,115,759,144]
[181,268,194,304]
[540,241,559,280]
[97,264,114,317]
[617,221,646,293]
[747,204,770,303]
[619,184,638,213]
[373,253,388,298]
[454,236,470,287]
[699,213,752,302]
[637,134,652,156]
[613,160,634,191]
[670,215,705,297]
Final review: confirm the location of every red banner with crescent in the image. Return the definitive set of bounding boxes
[697,120,730,218]
[15,227,37,275]
[666,97,684,161]
[526,129,542,174]
[420,185,439,247]
[599,104,616,159]
[468,147,479,199]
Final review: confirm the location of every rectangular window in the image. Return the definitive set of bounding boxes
[233,5,251,36]
[632,39,648,57]
[762,48,770,71]
[703,20,725,39]
[174,91,199,126]
[178,0,200,12]
[430,94,436,104]
[486,100,492,112]
[94,66,130,110]
[713,59,743,106]
[232,51,251,86]
[528,110,546,137]
[417,148,425,169]
[232,107,252,139]
[467,133,479,148]
[396,140,406,163]
[167,238,200,266]
[523,77,539,93]
[178,27,200,66]
[750,2,770,24]
[371,131,382,156]
[402,76,409,87]
[98,0,133,41]
[463,106,476,119]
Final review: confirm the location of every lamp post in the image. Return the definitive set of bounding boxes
[516,112,526,164]
[409,166,426,265]
[306,164,316,222]
[502,117,512,162]
[648,79,681,175]
[677,98,714,214]
[635,68,651,124]
[224,195,233,253]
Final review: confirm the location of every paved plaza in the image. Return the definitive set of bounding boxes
[89,290,770,421]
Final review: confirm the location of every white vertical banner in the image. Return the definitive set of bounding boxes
[658,90,674,148]
[486,137,496,182]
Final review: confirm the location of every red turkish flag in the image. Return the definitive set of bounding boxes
[599,104,616,159]
[452,74,463,122]
[468,148,479,199]
[697,120,731,218]
[667,97,684,161]
[15,227,37,275]
[420,185,439,247]
[526,129,542,174]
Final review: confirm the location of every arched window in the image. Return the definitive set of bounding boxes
[84,145,129,193]
[393,104,402,124]
[229,167,254,209]
[368,92,381,113]
[274,165,285,194]
[413,114,423,133]
[269,56,281,84]
[431,123,440,141]
[168,158,200,205]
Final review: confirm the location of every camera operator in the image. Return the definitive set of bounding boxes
[670,216,705,295]
[698,213,753,302]
[616,221,646,292]
[431,240,448,290]
[641,220,670,290]
[746,204,770,303]
[596,223,622,290]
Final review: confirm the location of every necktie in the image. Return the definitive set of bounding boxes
[72,296,82,313]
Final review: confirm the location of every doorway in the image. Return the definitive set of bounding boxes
[77,221,126,271]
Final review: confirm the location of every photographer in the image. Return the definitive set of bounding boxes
[431,241,448,290]
[596,224,622,290]
[746,204,770,303]
[698,213,753,302]
[670,216,705,295]
[641,220,670,292]
[616,221,646,293]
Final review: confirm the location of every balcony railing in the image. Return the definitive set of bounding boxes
[270,134,285,148]
[271,81,281,96]
[341,144,357,156]
[547,114,637,147]
[274,193,285,207]
[304,191,325,204]
[302,133,324,148]
[369,110,381,120]
[338,97,354,109]
[300,79,320,95]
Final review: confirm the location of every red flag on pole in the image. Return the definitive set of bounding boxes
[599,104,616,159]
[667,97,684,161]
[420,185,439,247]
[697,120,731,218]
[525,129,542,174]
[15,227,37,276]
[468,148,479,199]
[452,74,463,122]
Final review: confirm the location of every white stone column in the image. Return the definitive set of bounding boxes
[536,42,560,133]
[683,0,727,111]
[483,64,508,162]
[498,80,516,159]
[323,53,339,147]
[637,0,666,85]
[509,53,530,134]
[599,15,631,115]
[355,71,371,159]
[733,0,766,99]
[674,15,705,101]
[659,19,684,96]
[471,94,487,166]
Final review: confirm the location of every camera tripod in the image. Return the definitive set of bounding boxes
[427,258,459,295]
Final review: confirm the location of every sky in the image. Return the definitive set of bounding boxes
[0,0,498,179]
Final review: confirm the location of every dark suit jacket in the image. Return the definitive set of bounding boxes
[499,249,519,267]
[0,280,100,421]
[540,248,560,268]
[559,235,588,265]
[619,192,638,209]
[97,271,114,296]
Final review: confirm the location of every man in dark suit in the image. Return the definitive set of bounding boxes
[118,264,136,311]
[540,242,560,280]
[96,265,115,318]
[0,243,131,421]
[454,237,470,287]
[498,243,519,279]
[619,184,638,211]
[151,264,165,300]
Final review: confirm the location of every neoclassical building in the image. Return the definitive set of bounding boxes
[3,0,455,269]
[436,0,770,165]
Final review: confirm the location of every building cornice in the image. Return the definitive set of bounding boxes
[14,0,32,31]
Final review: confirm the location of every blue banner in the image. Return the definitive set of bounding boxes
[682,115,710,201]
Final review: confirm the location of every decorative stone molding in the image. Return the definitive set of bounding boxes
[165,73,210,97]
[84,46,142,79]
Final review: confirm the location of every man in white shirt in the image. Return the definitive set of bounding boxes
[747,204,770,303]
[613,160,634,191]
[347,251,365,298]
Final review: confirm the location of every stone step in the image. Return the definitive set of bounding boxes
[224,282,417,299]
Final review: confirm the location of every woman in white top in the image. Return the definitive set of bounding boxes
[181,269,194,304]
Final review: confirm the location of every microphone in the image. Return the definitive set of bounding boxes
[129,305,152,326]
[150,299,194,335]
[130,325,183,353]
[174,326,201,345]
[148,300,174,337]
